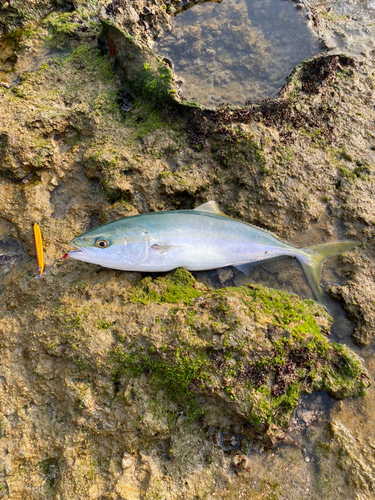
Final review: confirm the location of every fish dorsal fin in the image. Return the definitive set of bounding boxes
[194,202,284,240]
[194,201,229,218]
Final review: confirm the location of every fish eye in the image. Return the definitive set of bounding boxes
[95,239,109,249]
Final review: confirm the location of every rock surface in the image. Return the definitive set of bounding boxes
[1,0,375,499]
[0,267,370,498]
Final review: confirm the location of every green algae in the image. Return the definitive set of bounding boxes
[94,270,370,444]
[213,135,266,174]
[134,61,174,105]
[0,25,42,52]
[110,345,209,421]
[62,44,115,87]
[41,7,100,47]
[101,19,202,110]
[101,20,180,108]
[39,458,59,490]
[129,268,207,305]
[42,12,80,46]
[123,100,182,145]
[53,270,349,435]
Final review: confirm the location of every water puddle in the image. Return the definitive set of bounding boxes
[318,0,375,20]
[154,0,321,107]
[0,35,69,87]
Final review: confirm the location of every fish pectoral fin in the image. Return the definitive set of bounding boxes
[151,243,184,254]
[194,201,230,218]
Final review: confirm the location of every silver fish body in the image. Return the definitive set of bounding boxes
[69,201,358,304]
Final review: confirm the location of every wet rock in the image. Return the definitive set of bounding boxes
[216,266,234,285]
[327,421,375,496]
[0,0,74,35]
[100,20,181,108]
[231,453,249,470]
[31,269,369,448]
[0,236,29,284]
[330,276,375,346]
[121,453,134,469]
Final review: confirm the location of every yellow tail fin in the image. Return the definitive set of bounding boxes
[297,241,359,306]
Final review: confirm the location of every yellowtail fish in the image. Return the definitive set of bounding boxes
[68,201,358,305]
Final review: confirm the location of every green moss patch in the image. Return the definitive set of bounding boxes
[101,21,179,108]
[110,345,209,421]
[103,271,370,445]
[38,270,370,446]
[129,268,207,305]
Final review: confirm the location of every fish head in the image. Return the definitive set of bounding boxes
[68,222,149,270]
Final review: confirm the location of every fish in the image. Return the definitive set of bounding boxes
[68,201,358,305]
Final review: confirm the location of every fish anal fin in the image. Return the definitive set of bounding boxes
[194,201,229,218]
[234,263,257,275]
[234,256,284,276]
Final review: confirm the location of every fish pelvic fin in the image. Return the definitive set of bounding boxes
[297,241,359,306]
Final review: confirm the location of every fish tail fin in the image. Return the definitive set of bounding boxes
[296,241,359,306]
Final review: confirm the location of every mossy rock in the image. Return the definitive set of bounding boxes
[129,267,207,305]
[100,19,201,109]
[0,0,72,34]
[44,269,370,447]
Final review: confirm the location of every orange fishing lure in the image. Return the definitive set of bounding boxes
[33,223,44,275]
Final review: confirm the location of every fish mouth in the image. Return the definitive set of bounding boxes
[68,246,94,263]
[68,247,86,255]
